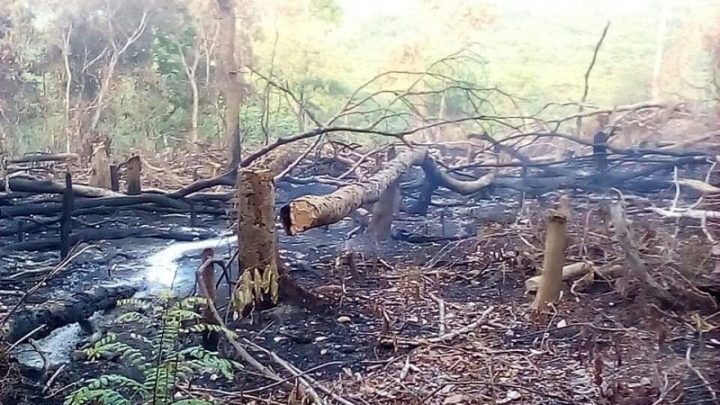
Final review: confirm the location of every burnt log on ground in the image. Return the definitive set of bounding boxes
[0,227,218,253]
[280,147,429,235]
[5,284,137,343]
[8,153,79,165]
[410,158,496,215]
[0,193,191,217]
[0,175,121,198]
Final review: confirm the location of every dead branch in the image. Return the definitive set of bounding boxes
[575,21,611,135]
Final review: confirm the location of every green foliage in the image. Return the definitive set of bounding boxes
[64,297,239,405]
[1,0,718,155]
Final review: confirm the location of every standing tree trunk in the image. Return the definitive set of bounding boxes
[89,9,148,137]
[651,0,671,99]
[176,40,202,150]
[531,195,571,311]
[217,0,242,169]
[235,168,319,312]
[62,26,73,154]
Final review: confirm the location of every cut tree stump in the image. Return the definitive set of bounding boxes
[125,156,142,195]
[531,195,571,311]
[237,168,322,311]
[89,144,112,189]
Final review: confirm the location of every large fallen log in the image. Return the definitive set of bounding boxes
[5,284,137,343]
[0,227,218,253]
[1,175,121,198]
[280,147,428,235]
[410,157,496,215]
[0,193,190,217]
[9,153,79,164]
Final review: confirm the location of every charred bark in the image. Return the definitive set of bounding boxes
[5,284,137,343]
[60,173,74,259]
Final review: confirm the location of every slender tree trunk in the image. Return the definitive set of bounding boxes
[190,79,200,147]
[651,0,671,99]
[217,0,242,169]
[62,27,73,154]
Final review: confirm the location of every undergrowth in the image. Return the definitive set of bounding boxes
[64,297,239,405]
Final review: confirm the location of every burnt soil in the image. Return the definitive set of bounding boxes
[2,188,719,405]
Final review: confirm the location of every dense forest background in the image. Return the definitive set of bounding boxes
[0,0,718,156]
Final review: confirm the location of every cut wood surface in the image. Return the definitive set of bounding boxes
[280,147,428,235]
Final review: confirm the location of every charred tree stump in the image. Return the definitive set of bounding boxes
[125,156,142,195]
[237,169,321,312]
[60,172,74,259]
[109,164,120,192]
[409,179,439,216]
[592,130,609,172]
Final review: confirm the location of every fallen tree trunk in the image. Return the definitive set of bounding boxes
[280,147,428,235]
[0,227,217,253]
[1,175,122,198]
[8,153,79,164]
[0,193,190,217]
[5,284,137,343]
[410,157,496,215]
[420,158,496,195]
[525,262,624,292]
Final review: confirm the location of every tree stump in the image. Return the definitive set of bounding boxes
[89,143,111,189]
[531,195,571,311]
[236,169,321,313]
[125,156,142,195]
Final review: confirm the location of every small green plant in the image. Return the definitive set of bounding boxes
[64,297,240,405]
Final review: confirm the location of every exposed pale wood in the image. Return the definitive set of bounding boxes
[89,144,111,189]
[280,147,428,235]
[531,195,571,310]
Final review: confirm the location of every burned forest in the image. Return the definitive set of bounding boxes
[1,1,720,404]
